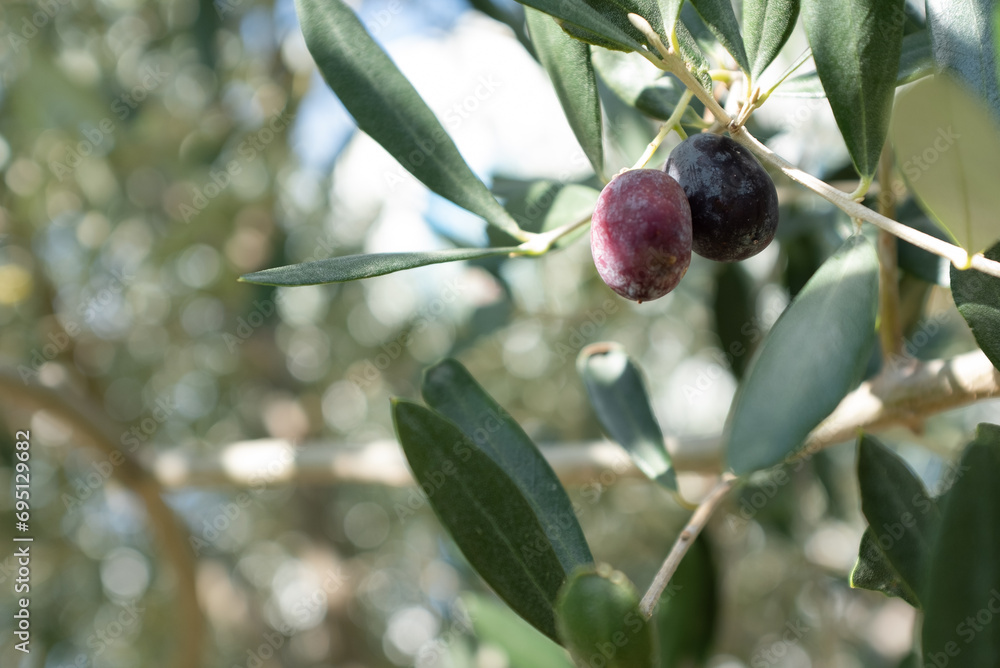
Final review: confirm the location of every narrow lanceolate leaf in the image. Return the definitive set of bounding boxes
[689,0,750,73]
[239,248,517,286]
[923,423,1000,664]
[556,565,655,668]
[802,0,906,182]
[743,0,800,80]
[591,49,707,123]
[392,400,568,640]
[713,263,757,380]
[514,0,645,52]
[525,9,605,178]
[462,594,574,668]
[851,528,920,607]
[725,235,879,475]
[775,31,933,98]
[951,242,1000,371]
[657,0,684,40]
[656,535,718,667]
[577,343,676,491]
[295,0,523,237]
[926,0,1000,113]
[854,434,940,607]
[421,359,594,573]
[891,74,1000,254]
[677,18,716,91]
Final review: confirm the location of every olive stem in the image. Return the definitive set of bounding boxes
[877,143,904,359]
[630,89,695,170]
[515,213,594,256]
[638,473,737,618]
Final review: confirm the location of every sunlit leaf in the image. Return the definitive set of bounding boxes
[421,359,594,573]
[577,343,676,491]
[463,594,574,668]
[689,0,750,73]
[526,9,605,178]
[295,0,523,237]
[951,242,1000,371]
[802,0,906,181]
[926,0,1000,112]
[239,248,518,286]
[726,235,879,475]
[776,31,932,98]
[923,423,1000,664]
[891,74,1000,254]
[555,565,655,668]
[743,0,800,80]
[392,400,569,640]
[513,0,647,52]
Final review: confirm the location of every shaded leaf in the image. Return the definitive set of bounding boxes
[854,434,940,607]
[891,74,1000,254]
[463,593,574,668]
[713,262,757,379]
[657,0,684,40]
[743,0,800,80]
[926,0,1000,112]
[676,19,716,91]
[801,0,906,180]
[239,248,517,286]
[556,565,655,668]
[492,180,601,249]
[725,235,879,475]
[689,0,750,73]
[592,48,706,123]
[951,241,1000,371]
[295,0,523,237]
[422,359,594,574]
[577,343,676,491]
[923,423,1000,664]
[655,534,717,666]
[895,201,950,286]
[392,400,568,640]
[526,9,605,177]
[851,528,920,607]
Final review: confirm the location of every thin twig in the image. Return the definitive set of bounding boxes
[638,473,737,618]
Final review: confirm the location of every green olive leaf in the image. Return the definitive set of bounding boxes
[725,235,879,475]
[743,0,800,80]
[802,0,906,182]
[294,0,524,238]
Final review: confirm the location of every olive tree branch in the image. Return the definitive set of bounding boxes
[0,371,204,668]
[625,13,1000,280]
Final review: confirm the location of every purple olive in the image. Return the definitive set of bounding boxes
[591,169,692,302]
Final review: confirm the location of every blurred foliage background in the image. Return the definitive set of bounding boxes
[0,0,996,666]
